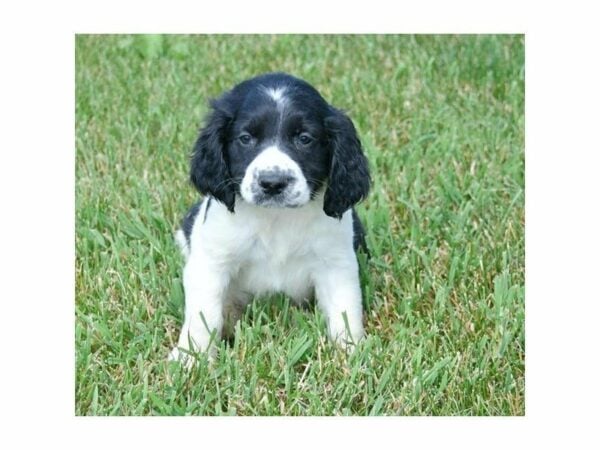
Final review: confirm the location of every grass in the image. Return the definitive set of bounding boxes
[75,34,524,415]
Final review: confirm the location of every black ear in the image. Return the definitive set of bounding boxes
[190,102,235,212]
[323,109,370,219]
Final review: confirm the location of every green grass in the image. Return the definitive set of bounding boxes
[75,34,524,415]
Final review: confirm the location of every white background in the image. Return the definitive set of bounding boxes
[0,0,598,448]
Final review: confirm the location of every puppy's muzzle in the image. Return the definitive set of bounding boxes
[257,170,295,196]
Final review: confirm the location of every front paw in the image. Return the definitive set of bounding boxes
[329,316,365,350]
[168,346,198,370]
[168,343,217,369]
[332,329,365,351]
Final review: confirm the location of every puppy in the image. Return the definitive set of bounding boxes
[169,73,370,364]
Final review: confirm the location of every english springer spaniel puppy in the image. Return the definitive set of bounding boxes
[169,72,370,365]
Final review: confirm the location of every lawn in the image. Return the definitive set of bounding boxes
[75,34,524,415]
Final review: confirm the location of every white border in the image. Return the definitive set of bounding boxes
[2,0,599,448]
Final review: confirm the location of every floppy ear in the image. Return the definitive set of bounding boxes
[190,102,235,212]
[323,108,371,219]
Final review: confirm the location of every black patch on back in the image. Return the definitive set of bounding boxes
[181,200,203,245]
[351,208,369,257]
[203,197,212,223]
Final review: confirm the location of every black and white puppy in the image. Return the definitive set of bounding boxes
[169,73,370,364]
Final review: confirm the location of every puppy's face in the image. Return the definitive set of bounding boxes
[191,73,370,218]
[229,86,330,208]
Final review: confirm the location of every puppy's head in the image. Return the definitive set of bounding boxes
[190,72,370,218]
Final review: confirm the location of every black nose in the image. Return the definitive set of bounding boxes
[258,171,293,196]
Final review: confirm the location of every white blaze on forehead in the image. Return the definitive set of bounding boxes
[263,86,288,110]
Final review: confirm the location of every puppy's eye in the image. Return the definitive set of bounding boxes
[296,133,313,146]
[238,133,254,146]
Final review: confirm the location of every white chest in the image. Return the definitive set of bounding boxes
[194,197,354,302]
[234,227,316,301]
